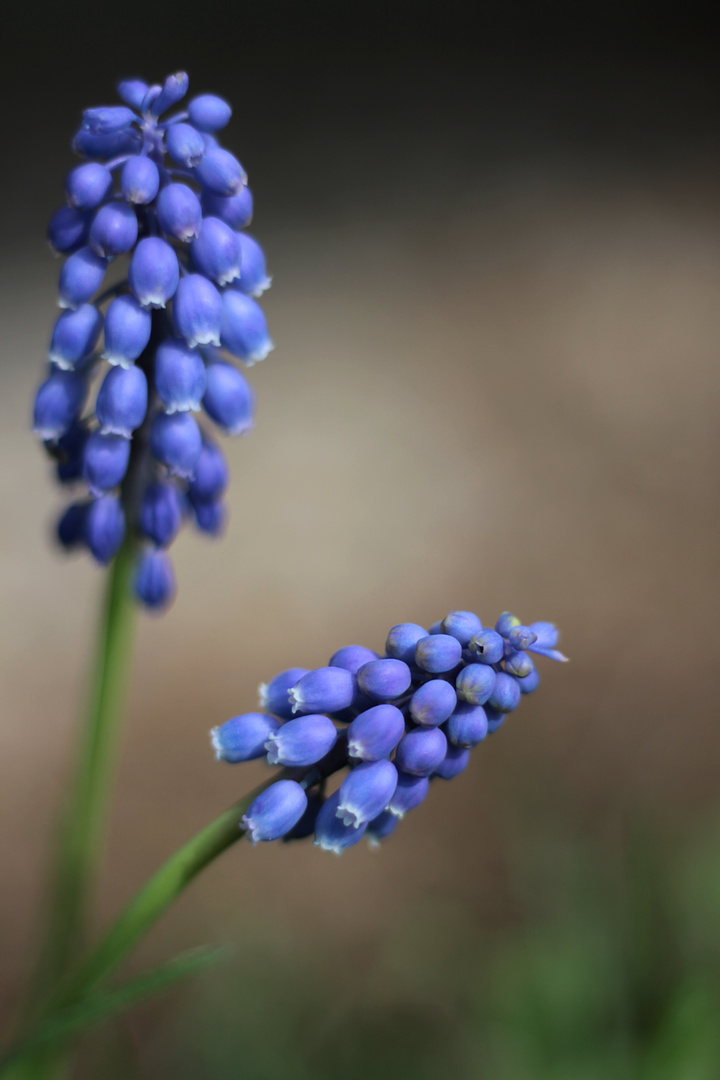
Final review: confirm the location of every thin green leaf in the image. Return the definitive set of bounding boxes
[1,946,227,1071]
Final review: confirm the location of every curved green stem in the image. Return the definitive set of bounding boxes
[33,535,138,998]
[57,774,277,1004]
[1,775,278,1074]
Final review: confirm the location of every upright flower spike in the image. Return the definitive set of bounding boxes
[214,610,567,851]
[32,71,274,609]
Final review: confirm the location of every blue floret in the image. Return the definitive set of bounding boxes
[212,610,567,852]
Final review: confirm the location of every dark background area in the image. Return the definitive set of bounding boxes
[1,1,719,1076]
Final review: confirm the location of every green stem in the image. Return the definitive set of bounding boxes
[1,775,278,1074]
[33,535,138,998]
[56,775,276,1004]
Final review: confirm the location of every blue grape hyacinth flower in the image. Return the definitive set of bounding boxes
[211,610,568,851]
[33,72,274,610]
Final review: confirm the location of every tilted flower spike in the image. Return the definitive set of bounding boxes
[211,610,568,851]
[33,72,274,610]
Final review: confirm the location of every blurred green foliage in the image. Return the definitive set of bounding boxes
[84,817,720,1079]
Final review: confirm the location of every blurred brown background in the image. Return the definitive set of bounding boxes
[1,1,719,1074]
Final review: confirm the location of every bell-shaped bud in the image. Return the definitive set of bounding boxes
[283,794,324,841]
[65,163,113,210]
[385,623,426,664]
[84,495,125,564]
[188,94,232,132]
[173,273,222,348]
[82,432,130,493]
[519,668,540,695]
[289,667,356,715]
[72,127,141,161]
[141,85,162,113]
[121,155,160,205]
[336,760,397,829]
[504,650,534,678]
[241,780,308,843]
[58,246,107,309]
[103,295,152,367]
[441,610,482,646]
[187,440,229,502]
[428,620,443,634]
[314,790,367,854]
[150,411,202,477]
[55,421,89,483]
[495,611,521,638]
[387,771,429,817]
[202,361,254,434]
[191,217,241,285]
[434,743,470,780]
[329,646,379,674]
[48,304,102,369]
[235,233,271,296]
[485,706,505,734]
[220,291,273,364]
[347,704,405,762]
[140,482,183,546]
[155,338,206,412]
[265,714,337,767]
[258,668,309,720]
[211,711,280,763]
[96,364,148,437]
[487,672,521,713]
[195,147,246,195]
[445,702,488,748]
[135,549,176,610]
[57,502,88,550]
[507,625,538,651]
[129,237,179,308]
[117,80,148,109]
[356,659,411,702]
[455,663,496,706]
[82,106,136,134]
[193,497,226,534]
[33,369,87,439]
[89,202,138,257]
[366,811,399,846]
[166,122,205,168]
[48,207,91,254]
[151,71,188,117]
[156,183,202,242]
[415,634,462,674]
[394,726,447,777]
[408,679,456,727]
[201,186,253,229]
[467,628,504,665]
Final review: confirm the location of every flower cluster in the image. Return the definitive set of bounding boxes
[33,72,272,609]
[212,610,567,852]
